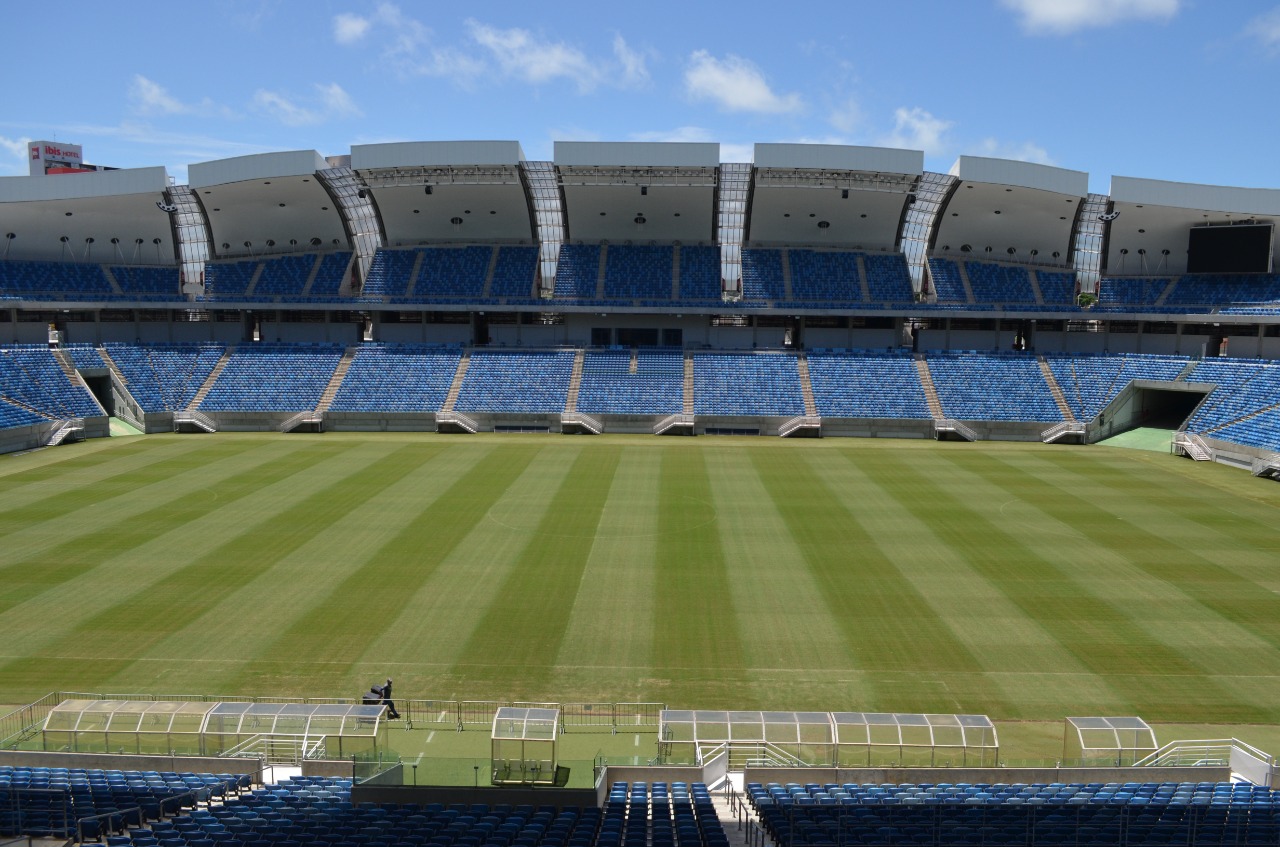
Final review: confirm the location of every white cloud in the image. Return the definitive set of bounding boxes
[828,97,864,135]
[684,51,804,114]
[0,134,33,175]
[333,12,371,44]
[612,35,650,87]
[252,83,362,126]
[130,75,188,115]
[882,106,952,155]
[467,20,600,91]
[1001,0,1180,34]
[1245,6,1280,52]
[974,138,1056,165]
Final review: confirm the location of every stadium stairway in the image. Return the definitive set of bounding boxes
[1027,268,1046,306]
[957,261,977,304]
[52,348,106,416]
[566,349,585,413]
[1037,357,1076,421]
[100,266,124,296]
[915,357,946,419]
[795,354,819,417]
[187,348,235,411]
[855,255,872,302]
[780,249,794,301]
[298,253,325,298]
[314,347,357,414]
[683,354,695,415]
[441,351,470,413]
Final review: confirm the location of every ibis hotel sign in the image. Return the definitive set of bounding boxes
[28,141,85,176]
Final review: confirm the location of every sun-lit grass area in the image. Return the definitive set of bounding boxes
[3,431,1280,765]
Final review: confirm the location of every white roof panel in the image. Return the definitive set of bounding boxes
[755,143,923,175]
[352,140,525,170]
[555,141,718,168]
[190,150,328,188]
[0,167,169,203]
[949,156,1088,198]
[1111,176,1280,216]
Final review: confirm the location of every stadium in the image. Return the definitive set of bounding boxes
[3,136,1280,847]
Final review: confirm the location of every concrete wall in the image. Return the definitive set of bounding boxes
[0,749,260,775]
[745,765,1231,786]
[301,759,356,779]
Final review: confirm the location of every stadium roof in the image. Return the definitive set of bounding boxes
[352,141,537,247]
[0,167,175,264]
[1105,176,1280,276]
[747,143,923,252]
[554,141,718,245]
[189,151,349,260]
[930,156,1088,268]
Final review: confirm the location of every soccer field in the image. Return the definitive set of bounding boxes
[2,432,1279,728]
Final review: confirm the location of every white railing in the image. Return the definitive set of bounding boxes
[173,410,217,432]
[1135,738,1274,783]
[1174,431,1212,461]
[222,733,327,765]
[46,418,85,447]
[778,415,821,437]
[934,418,979,441]
[653,413,694,435]
[279,410,322,432]
[436,410,480,433]
[561,412,603,434]
[1041,421,1086,443]
[1252,453,1280,478]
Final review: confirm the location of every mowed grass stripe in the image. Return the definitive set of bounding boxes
[0,437,215,514]
[550,447,660,697]
[750,448,984,674]
[972,450,1280,686]
[92,443,444,693]
[449,446,623,690]
[822,448,1107,716]
[227,444,542,694]
[652,448,746,698]
[871,451,1259,721]
[706,449,851,674]
[355,445,583,689]
[0,440,358,694]
[129,443,487,690]
[0,440,317,634]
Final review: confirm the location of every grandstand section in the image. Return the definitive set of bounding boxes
[328,344,462,413]
[197,343,344,413]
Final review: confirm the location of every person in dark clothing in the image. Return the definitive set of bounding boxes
[380,677,400,719]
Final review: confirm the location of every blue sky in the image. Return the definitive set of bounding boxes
[2,0,1279,193]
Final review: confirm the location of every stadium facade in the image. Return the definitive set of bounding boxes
[0,140,1278,472]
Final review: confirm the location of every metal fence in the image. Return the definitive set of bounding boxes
[2,693,665,747]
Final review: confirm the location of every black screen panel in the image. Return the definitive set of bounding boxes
[1186,224,1273,274]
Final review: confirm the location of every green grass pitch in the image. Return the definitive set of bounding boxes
[3,431,1280,736]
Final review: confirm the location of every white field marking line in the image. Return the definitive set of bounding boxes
[634,734,640,746]
[436,710,448,722]
[426,731,436,743]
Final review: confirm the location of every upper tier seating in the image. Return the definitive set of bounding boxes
[1046,353,1189,421]
[66,344,106,371]
[455,350,575,413]
[1099,277,1170,308]
[929,352,1062,421]
[202,260,257,299]
[252,254,316,298]
[693,353,805,417]
[112,266,180,300]
[302,252,352,300]
[787,250,863,303]
[554,245,602,299]
[1036,270,1078,306]
[863,252,914,303]
[412,246,492,301]
[576,350,684,416]
[678,246,722,301]
[362,249,417,299]
[489,246,539,299]
[328,344,462,412]
[199,343,344,412]
[740,250,786,302]
[748,780,1280,847]
[104,343,227,413]
[965,261,1036,304]
[927,258,968,303]
[0,345,101,420]
[0,260,113,300]
[603,246,675,301]
[1165,273,1280,307]
[807,351,932,419]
